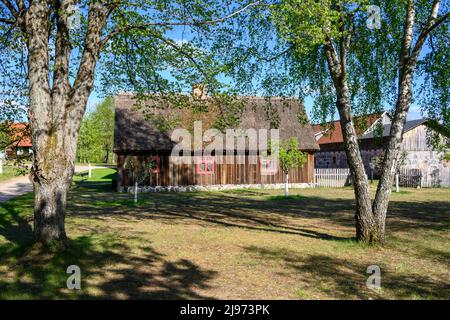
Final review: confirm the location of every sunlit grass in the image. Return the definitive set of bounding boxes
[0,171,449,300]
[0,166,24,182]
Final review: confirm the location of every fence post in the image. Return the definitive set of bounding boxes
[285,173,289,197]
[88,162,92,178]
[134,181,138,203]
[0,158,3,175]
[395,173,399,193]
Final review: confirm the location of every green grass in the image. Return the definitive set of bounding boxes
[0,170,449,299]
[75,162,116,167]
[266,194,306,201]
[0,166,24,182]
[73,168,117,182]
[72,168,116,192]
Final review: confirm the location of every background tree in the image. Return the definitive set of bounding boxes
[0,121,13,152]
[275,138,307,197]
[212,0,449,244]
[77,97,114,163]
[93,97,114,163]
[0,0,257,246]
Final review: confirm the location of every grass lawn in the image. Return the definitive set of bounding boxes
[0,166,23,182]
[0,168,449,299]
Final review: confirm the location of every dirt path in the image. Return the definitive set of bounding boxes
[0,165,109,202]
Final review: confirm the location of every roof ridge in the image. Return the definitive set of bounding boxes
[115,92,301,101]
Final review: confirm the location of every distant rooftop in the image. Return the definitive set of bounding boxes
[359,118,428,140]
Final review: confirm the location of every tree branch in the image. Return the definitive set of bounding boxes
[0,17,15,24]
[410,0,448,64]
[323,33,342,90]
[1,0,18,17]
[14,0,24,13]
[338,1,347,80]
[51,0,74,109]
[101,1,261,47]
[69,1,111,123]
[26,0,52,133]
[345,11,356,50]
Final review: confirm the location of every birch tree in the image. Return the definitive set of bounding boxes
[213,0,449,244]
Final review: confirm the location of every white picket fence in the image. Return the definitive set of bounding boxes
[314,168,351,187]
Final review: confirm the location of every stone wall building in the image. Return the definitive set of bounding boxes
[313,114,450,186]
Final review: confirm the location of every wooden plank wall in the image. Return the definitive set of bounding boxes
[117,152,315,187]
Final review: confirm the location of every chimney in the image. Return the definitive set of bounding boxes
[192,83,207,100]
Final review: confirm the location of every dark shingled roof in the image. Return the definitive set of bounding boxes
[114,94,319,152]
[359,118,428,140]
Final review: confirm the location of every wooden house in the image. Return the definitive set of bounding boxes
[1,122,32,160]
[114,93,319,190]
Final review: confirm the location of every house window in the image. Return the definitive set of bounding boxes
[260,158,278,175]
[196,156,215,174]
[145,156,160,173]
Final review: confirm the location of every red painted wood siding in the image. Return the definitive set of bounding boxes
[117,152,314,187]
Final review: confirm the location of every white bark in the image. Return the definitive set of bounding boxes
[395,174,399,193]
[285,173,289,197]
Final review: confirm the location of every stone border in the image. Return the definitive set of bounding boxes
[120,183,314,193]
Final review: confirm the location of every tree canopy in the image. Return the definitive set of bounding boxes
[276,138,307,175]
[210,0,449,127]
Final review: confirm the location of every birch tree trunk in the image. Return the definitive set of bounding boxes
[323,39,376,242]
[320,0,447,244]
[372,0,445,244]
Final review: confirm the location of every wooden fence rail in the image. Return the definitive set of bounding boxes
[314,168,351,187]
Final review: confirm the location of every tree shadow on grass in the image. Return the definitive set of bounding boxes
[68,190,353,241]
[244,246,450,299]
[0,194,34,252]
[68,188,449,244]
[0,191,216,299]
[0,235,217,299]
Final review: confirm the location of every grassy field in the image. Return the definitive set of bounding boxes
[0,166,23,182]
[0,168,449,299]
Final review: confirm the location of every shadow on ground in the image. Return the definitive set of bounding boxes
[244,246,450,299]
[0,235,216,299]
[0,178,449,299]
[67,185,450,241]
